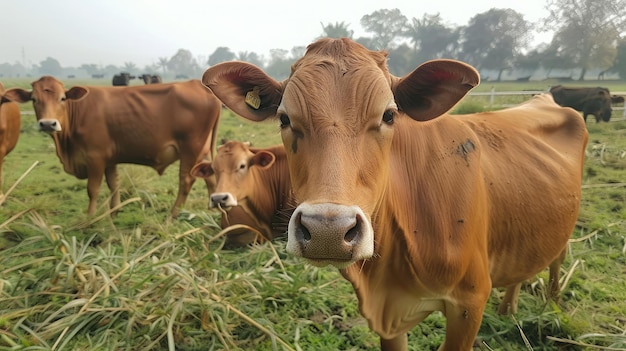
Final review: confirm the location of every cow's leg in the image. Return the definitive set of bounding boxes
[380,333,407,351]
[497,283,521,315]
[583,113,588,122]
[0,155,4,196]
[172,157,196,217]
[105,165,120,214]
[548,247,566,301]
[86,166,105,215]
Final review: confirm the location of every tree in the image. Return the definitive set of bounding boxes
[544,0,626,80]
[265,49,292,80]
[208,47,235,66]
[38,57,62,76]
[122,62,138,74]
[319,21,354,39]
[158,57,169,75]
[403,13,460,62]
[80,64,101,76]
[460,8,531,80]
[360,8,408,50]
[169,49,200,77]
[614,39,626,79]
[236,51,265,67]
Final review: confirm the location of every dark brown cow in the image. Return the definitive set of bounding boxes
[549,85,613,122]
[202,38,588,350]
[112,72,135,86]
[191,140,295,247]
[4,76,220,216]
[140,74,162,85]
[0,82,21,197]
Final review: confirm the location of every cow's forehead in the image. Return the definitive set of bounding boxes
[32,76,64,95]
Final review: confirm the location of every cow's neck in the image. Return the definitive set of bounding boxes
[340,115,483,339]
[50,101,88,178]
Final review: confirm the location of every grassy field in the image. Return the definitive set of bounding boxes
[1,78,626,350]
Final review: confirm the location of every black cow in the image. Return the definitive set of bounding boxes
[549,85,613,123]
[140,74,162,84]
[112,72,136,86]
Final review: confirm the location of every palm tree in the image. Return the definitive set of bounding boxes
[319,21,353,39]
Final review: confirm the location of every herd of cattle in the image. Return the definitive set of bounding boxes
[111,72,162,86]
[0,37,622,349]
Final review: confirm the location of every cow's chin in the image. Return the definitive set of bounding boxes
[303,258,356,269]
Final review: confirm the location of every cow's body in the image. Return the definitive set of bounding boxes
[0,82,21,197]
[549,85,613,122]
[112,72,135,86]
[191,140,294,247]
[140,74,162,84]
[202,38,588,350]
[5,76,220,216]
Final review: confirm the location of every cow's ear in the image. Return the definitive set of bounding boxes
[66,86,89,100]
[392,60,479,121]
[190,161,214,178]
[250,151,275,169]
[3,88,32,103]
[202,62,283,122]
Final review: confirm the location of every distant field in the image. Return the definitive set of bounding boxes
[1,79,625,350]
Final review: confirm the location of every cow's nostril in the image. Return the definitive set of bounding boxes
[344,224,359,243]
[297,225,311,242]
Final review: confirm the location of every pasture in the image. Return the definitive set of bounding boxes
[1,78,626,350]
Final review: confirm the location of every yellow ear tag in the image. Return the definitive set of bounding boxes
[245,86,261,110]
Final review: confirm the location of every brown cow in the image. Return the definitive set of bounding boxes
[0,82,21,198]
[549,85,614,122]
[4,76,220,216]
[190,140,295,247]
[202,38,588,350]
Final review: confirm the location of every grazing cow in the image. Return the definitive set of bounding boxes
[4,76,220,216]
[549,85,613,122]
[0,82,21,197]
[112,72,136,86]
[611,95,624,104]
[202,38,588,350]
[140,74,162,85]
[191,140,295,247]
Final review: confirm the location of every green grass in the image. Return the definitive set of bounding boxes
[1,79,626,350]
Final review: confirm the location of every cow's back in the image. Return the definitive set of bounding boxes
[67,80,220,169]
[461,94,587,286]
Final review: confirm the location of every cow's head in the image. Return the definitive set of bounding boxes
[4,76,88,133]
[191,140,276,208]
[202,38,479,268]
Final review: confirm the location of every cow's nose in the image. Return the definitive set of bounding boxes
[38,119,62,132]
[210,192,237,207]
[291,209,364,261]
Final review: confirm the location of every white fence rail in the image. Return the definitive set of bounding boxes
[468,88,626,118]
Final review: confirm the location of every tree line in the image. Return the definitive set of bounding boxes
[1,0,625,81]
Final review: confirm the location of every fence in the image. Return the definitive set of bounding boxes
[468,88,626,118]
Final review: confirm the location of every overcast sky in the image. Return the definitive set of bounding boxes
[2,0,551,68]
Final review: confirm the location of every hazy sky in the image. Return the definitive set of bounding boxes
[2,0,551,68]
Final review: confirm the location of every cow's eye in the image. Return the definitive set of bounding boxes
[279,113,291,128]
[382,109,395,125]
[239,164,246,170]
[60,96,66,102]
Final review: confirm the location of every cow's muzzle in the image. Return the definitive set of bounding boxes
[286,203,374,268]
[38,119,62,133]
[210,192,237,208]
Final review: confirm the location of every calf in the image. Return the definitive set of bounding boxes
[191,140,295,247]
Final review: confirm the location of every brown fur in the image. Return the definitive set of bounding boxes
[0,82,21,196]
